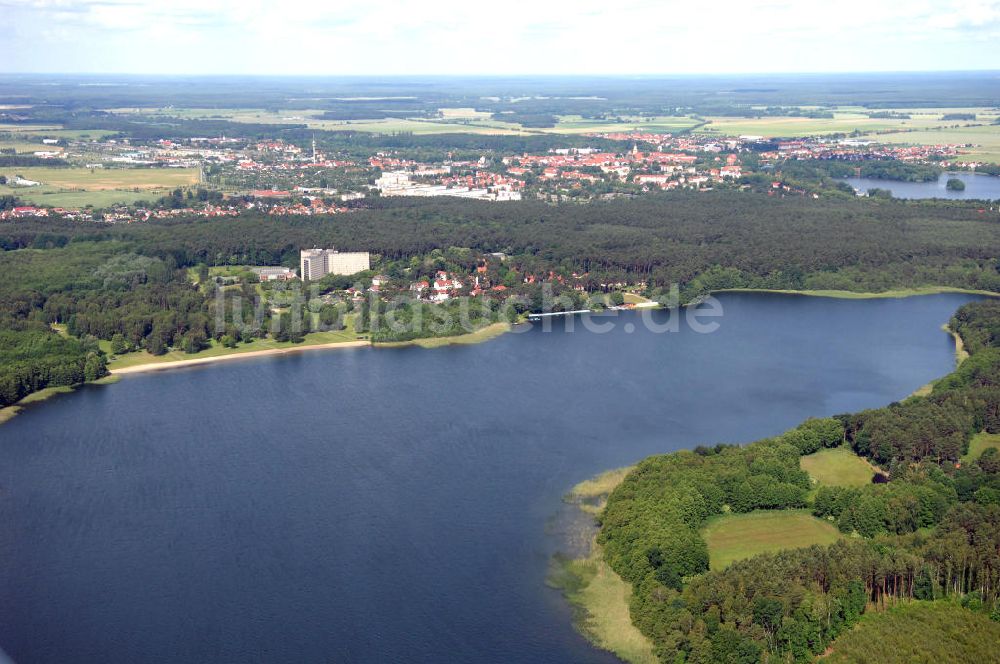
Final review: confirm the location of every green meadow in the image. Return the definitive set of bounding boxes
[963,431,1000,463]
[800,447,875,487]
[700,509,843,570]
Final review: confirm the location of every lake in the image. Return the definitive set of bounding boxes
[0,292,984,663]
[843,171,1000,200]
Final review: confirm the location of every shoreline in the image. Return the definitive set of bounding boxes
[550,467,657,664]
[0,374,120,425]
[65,286,1000,377]
[372,322,513,349]
[110,339,371,375]
[712,286,1000,300]
[8,286,994,417]
[908,324,968,398]
[554,296,984,661]
[111,321,518,375]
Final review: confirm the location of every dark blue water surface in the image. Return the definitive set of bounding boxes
[0,292,984,663]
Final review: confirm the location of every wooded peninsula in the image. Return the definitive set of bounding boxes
[573,298,1000,663]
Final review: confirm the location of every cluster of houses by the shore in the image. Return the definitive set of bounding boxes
[238,250,646,306]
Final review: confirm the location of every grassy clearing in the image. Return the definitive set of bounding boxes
[373,322,511,349]
[550,544,658,664]
[800,447,874,487]
[621,292,654,304]
[963,431,1000,463]
[824,601,1000,664]
[701,510,843,570]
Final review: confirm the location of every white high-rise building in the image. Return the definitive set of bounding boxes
[300,248,370,280]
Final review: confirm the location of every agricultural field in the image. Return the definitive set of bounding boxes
[4,189,164,208]
[692,105,1000,163]
[437,107,493,120]
[539,114,701,135]
[700,509,843,570]
[0,139,62,154]
[0,124,116,141]
[103,107,532,135]
[696,113,947,138]
[103,107,703,136]
[0,166,200,208]
[0,123,62,133]
[865,123,1000,164]
[800,446,874,487]
[331,117,528,135]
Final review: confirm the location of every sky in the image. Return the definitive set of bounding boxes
[2,0,1000,75]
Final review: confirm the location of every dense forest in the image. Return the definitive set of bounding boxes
[596,299,1000,663]
[780,159,943,183]
[1,191,999,406]
[824,602,1000,663]
[4,192,1000,295]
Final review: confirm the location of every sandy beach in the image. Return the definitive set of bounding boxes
[110,340,371,375]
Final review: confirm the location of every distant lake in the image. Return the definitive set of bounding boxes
[843,171,1000,200]
[0,292,985,663]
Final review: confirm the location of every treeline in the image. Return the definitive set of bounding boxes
[782,158,942,182]
[4,192,999,298]
[0,318,106,407]
[0,243,245,397]
[0,155,70,168]
[824,602,1000,663]
[0,195,23,211]
[596,299,1000,663]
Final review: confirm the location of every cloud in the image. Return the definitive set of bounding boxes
[2,0,1000,74]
